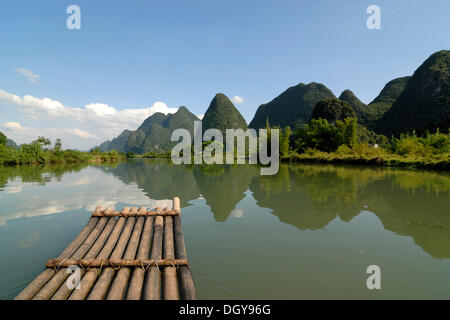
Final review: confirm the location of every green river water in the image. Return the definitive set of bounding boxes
[0,159,449,299]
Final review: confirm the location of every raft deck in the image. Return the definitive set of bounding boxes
[15,197,197,300]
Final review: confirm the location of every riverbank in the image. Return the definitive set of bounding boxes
[281,149,450,170]
[0,145,125,167]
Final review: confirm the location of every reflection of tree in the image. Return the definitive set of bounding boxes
[250,165,363,230]
[250,163,450,258]
[0,164,87,189]
[193,165,259,221]
[361,178,450,259]
[104,159,201,207]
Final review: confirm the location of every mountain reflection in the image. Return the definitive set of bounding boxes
[249,164,450,259]
[101,160,201,207]
[1,160,449,259]
[193,165,259,221]
[106,160,450,258]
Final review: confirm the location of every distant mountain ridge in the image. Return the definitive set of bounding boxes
[249,82,336,130]
[96,50,449,153]
[6,138,18,149]
[97,106,199,153]
[374,50,450,135]
[202,93,248,133]
[97,93,249,154]
[338,77,410,128]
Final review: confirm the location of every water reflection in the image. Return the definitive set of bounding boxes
[251,164,450,259]
[105,160,450,259]
[193,165,259,221]
[0,160,449,299]
[0,163,171,226]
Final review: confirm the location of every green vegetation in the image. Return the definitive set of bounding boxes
[338,77,410,129]
[365,76,410,127]
[310,98,356,124]
[249,82,336,130]
[0,133,125,166]
[202,93,248,134]
[271,94,450,170]
[375,50,450,135]
[126,151,171,158]
[338,89,369,124]
[294,118,357,153]
[283,123,449,169]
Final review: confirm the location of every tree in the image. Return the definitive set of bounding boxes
[36,136,51,148]
[281,126,292,156]
[0,132,7,146]
[311,98,356,124]
[294,118,357,153]
[54,138,62,152]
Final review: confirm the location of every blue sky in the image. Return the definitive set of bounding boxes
[0,0,449,149]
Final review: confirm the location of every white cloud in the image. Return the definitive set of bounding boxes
[0,89,177,128]
[85,103,117,116]
[0,88,181,149]
[2,121,97,147]
[197,114,204,120]
[3,122,22,131]
[0,168,174,226]
[231,95,244,104]
[15,68,40,84]
[65,128,97,139]
[5,186,23,194]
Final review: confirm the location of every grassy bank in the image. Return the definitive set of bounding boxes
[282,149,450,170]
[271,118,450,170]
[281,131,450,170]
[0,136,125,166]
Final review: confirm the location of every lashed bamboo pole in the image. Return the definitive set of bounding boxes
[32,209,110,300]
[14,207,102,300]
[143,213,164,300]
[92,209,178,217]
[47,259,189,268]
[106,207,146,300]
[51,209,116,300]
[87,207,137,300]
[69,210,128,300]
[163,214,180,299]
[173,197,197,300]
[126,209,157,300]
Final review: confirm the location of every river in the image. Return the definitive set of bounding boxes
[0,160,449,299]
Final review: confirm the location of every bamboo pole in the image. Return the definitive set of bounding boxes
[163,215,180,300]
[14,207,102,300]
[87,207,137,300]
[47,259,189,268]
[106,207,146,300]
[51,211,117,300]
[32,211,110,300]
[30,207,108,300]
[92,209,178,217]
[142,214,164,300]
[173,197,197,300]
[126,209,157,300]
[68,210,128,300]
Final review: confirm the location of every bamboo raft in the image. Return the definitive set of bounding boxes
[15,197,197,300]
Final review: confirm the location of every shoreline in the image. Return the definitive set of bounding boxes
[281,153,450,170]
